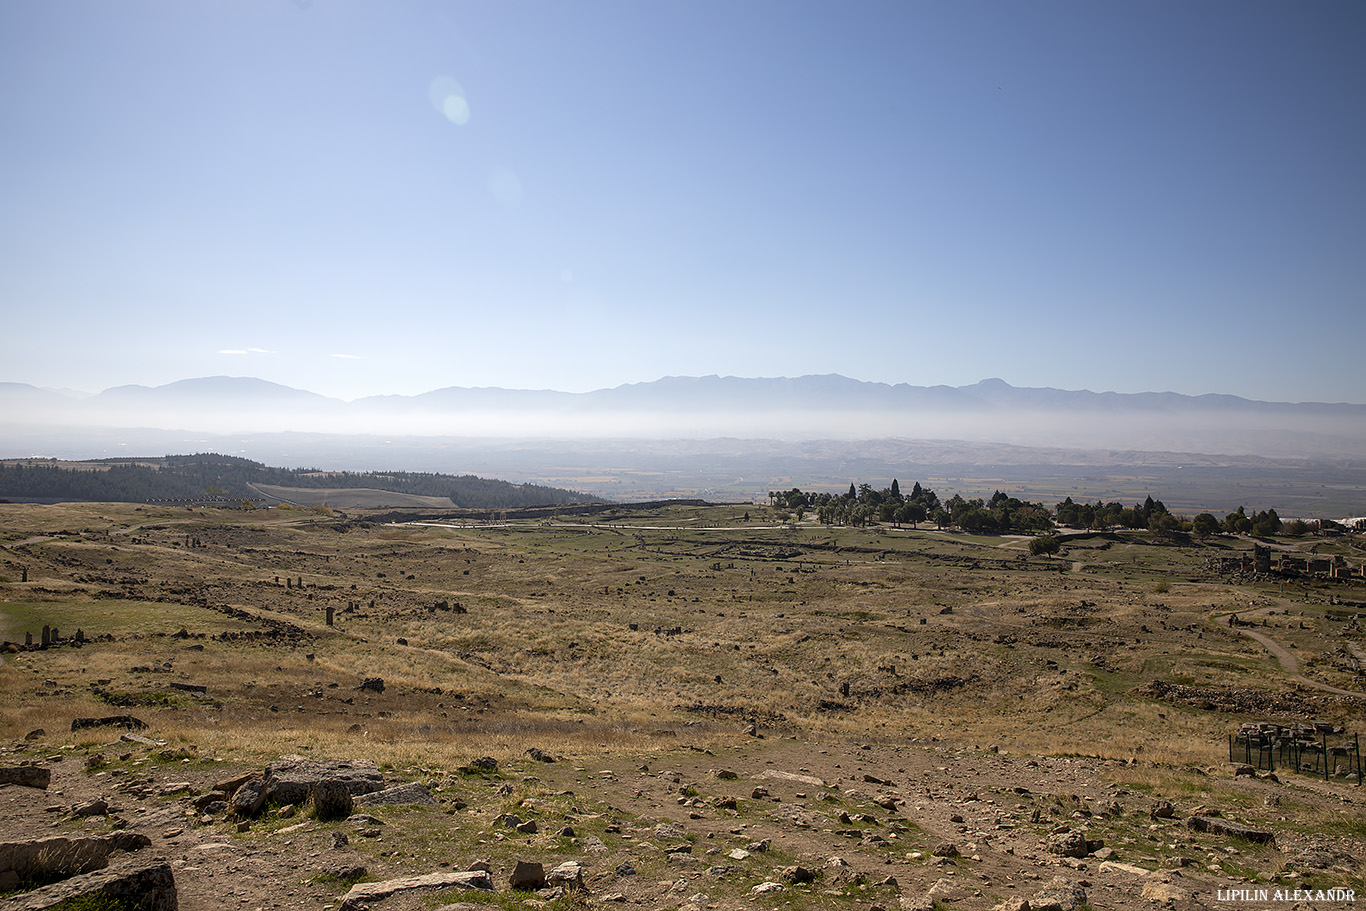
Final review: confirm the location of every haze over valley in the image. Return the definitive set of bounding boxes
[4,374,1364,517]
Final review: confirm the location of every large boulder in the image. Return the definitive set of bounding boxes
[260,756,385,807]
[353,782,438,807]
[1046,830,1089,858]
[70,715,146,732]
[1,859,175,911]
[1186,815,1275,844]
[546,861,585,890]
[509,861,546,890]
[0,766,50,789]
[0,832,149,889]
[337,870,492,911]
[309,779,355,821]
[229,779,268,818]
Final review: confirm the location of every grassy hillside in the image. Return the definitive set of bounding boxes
[0,453,600,508]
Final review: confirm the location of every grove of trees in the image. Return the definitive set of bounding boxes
[770,481,1319,542]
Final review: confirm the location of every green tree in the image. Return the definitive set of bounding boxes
[1029,536,1062,557]
[1148,511,1179,541]
[1223,507,1253,535]
[1251,508,1282,537]
[1191,513,1220,539]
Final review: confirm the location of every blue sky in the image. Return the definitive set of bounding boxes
[2,1,1363,404]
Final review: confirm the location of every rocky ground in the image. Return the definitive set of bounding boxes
[3,502,1365,910]
[2,729,1362,911]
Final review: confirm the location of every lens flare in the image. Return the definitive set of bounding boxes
[427,76,470,126]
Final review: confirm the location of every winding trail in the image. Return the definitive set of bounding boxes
[1,535,54,549]
[1224,604,1364,697]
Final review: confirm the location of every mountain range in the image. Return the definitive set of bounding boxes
[3,374,1363,461]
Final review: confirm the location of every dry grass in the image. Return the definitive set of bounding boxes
[3,502,1364,779]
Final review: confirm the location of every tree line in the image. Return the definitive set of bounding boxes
[769,481,1329,540]
[769,480,1052,535]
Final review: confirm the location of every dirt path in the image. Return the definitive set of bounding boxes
[1,535,54,549]
[1224,604,1365,697]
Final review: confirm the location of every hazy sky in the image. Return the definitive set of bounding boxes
[3,1,1363,404]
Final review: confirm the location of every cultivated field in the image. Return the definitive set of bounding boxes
[1,501,1363,910]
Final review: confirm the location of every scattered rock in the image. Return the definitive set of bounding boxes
[192,791,228,811]
[654,822,686,840]
[215,771,257,794]
[902,878,961,911]
[781,865,815,884]
[525,747,556,763]
[461,757,498,774]
[324,863,369,882]
[931,842,960,858]
[1141,880,1187,904]
[72,798,109,817]
[1282,848,1341,872]
[1029,876,1087,911]
[356,677,384,693]
[752,881,785,894]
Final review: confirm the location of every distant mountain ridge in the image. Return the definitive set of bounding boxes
[11,373,1357,409]
[2,374,1364,462]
